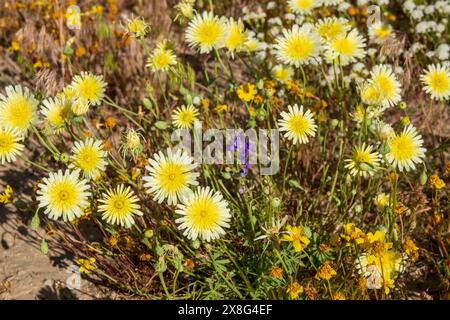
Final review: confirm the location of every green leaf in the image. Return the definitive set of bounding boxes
[221,172,231,180]
[31,211,40,231]
[40,238,48,255]
[288,179,302,189]
[303,226,312,238]
[143,98,152,110]
[63,45,73,56]
[154,121,168,130]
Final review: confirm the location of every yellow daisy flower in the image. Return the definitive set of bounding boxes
[224,18,247,57]
[237,83,257,102]
[315,17,350,41]
[143,148,199,205]
[278,104,317,144]
[326,28,366,66]
[0,127,24,164]
[288,0,322,15]
[281,225,310,252]
[275,24,322,67]
[172,105,199,129]
[420,64,450,101]
[146,41,177,73]
[41,97,70,133]
[386,125,426,172]
[185,11,227,53]
[37,169,90,222]
[77,258,96,274]
[124,17,150,39]
[175,186,231,242]
[98,184,143,228]
[272,65,294,82]
[368,64,402,108]
[69,72,107,107]
[69,138,108,180]
[344,144,381,178]
[315,260,337,281]
[0,85,38,136]
[368,22,393,44]
[360,83,384,106]
[287,282,303,299]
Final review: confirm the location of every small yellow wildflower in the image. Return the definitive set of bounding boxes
[432,212,443,225]
[382,278,395,295]
[237,83,257,102]
[333,292,346,300]
[8,41,20,53]
[445,162,450,175]
[124,17,150,39]
[76,257,96,274]
[91,5,104,14]
[214,104,228,113]
[108,235,119,248]
[315,261,337,281]
[281,225,310,252]
[104,117,117,130]
[404,239,419,262]
[253,94,264,105]
[429,174,445,189]
[287,282,303,299]
[340,223,366,245]
[374,193,390,209]
[389,171,398,184]
[270,266,283,279]
[395,202,409,217]
[201,98,210,110]
[175,0,195,20]
[0,185,13,204]
[365,230,393,253]
[75,47,86,57]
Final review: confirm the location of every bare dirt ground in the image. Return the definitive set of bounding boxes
[0,163,115,300]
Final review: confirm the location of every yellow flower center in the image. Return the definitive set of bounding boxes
[195,20,224,46]
[49,181,78,210]
[374,26,391,39]
[153,52,171,69]
[3,95,34,131]
[318,24,345,40]
[429,72,450,93]
[113,199,125,209]
[128,20,147,36]
[288,115,310,135]
[389,135,416,161]
[332,37,356,56]
[186,198,220,231]
[0,132,14,153]
[47,105,68,126]
[293,0,314,10]
[354,151,372,164]
[106,194,132,218]
[59,190,69,200]
[157,162,188,193]
[76,146,100,172]
[77,77,102,101]
[178,111,194,125]
[285,35,314,60]
[374,74,395,98]
[226,26,245,50]
[362,84,383,105]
